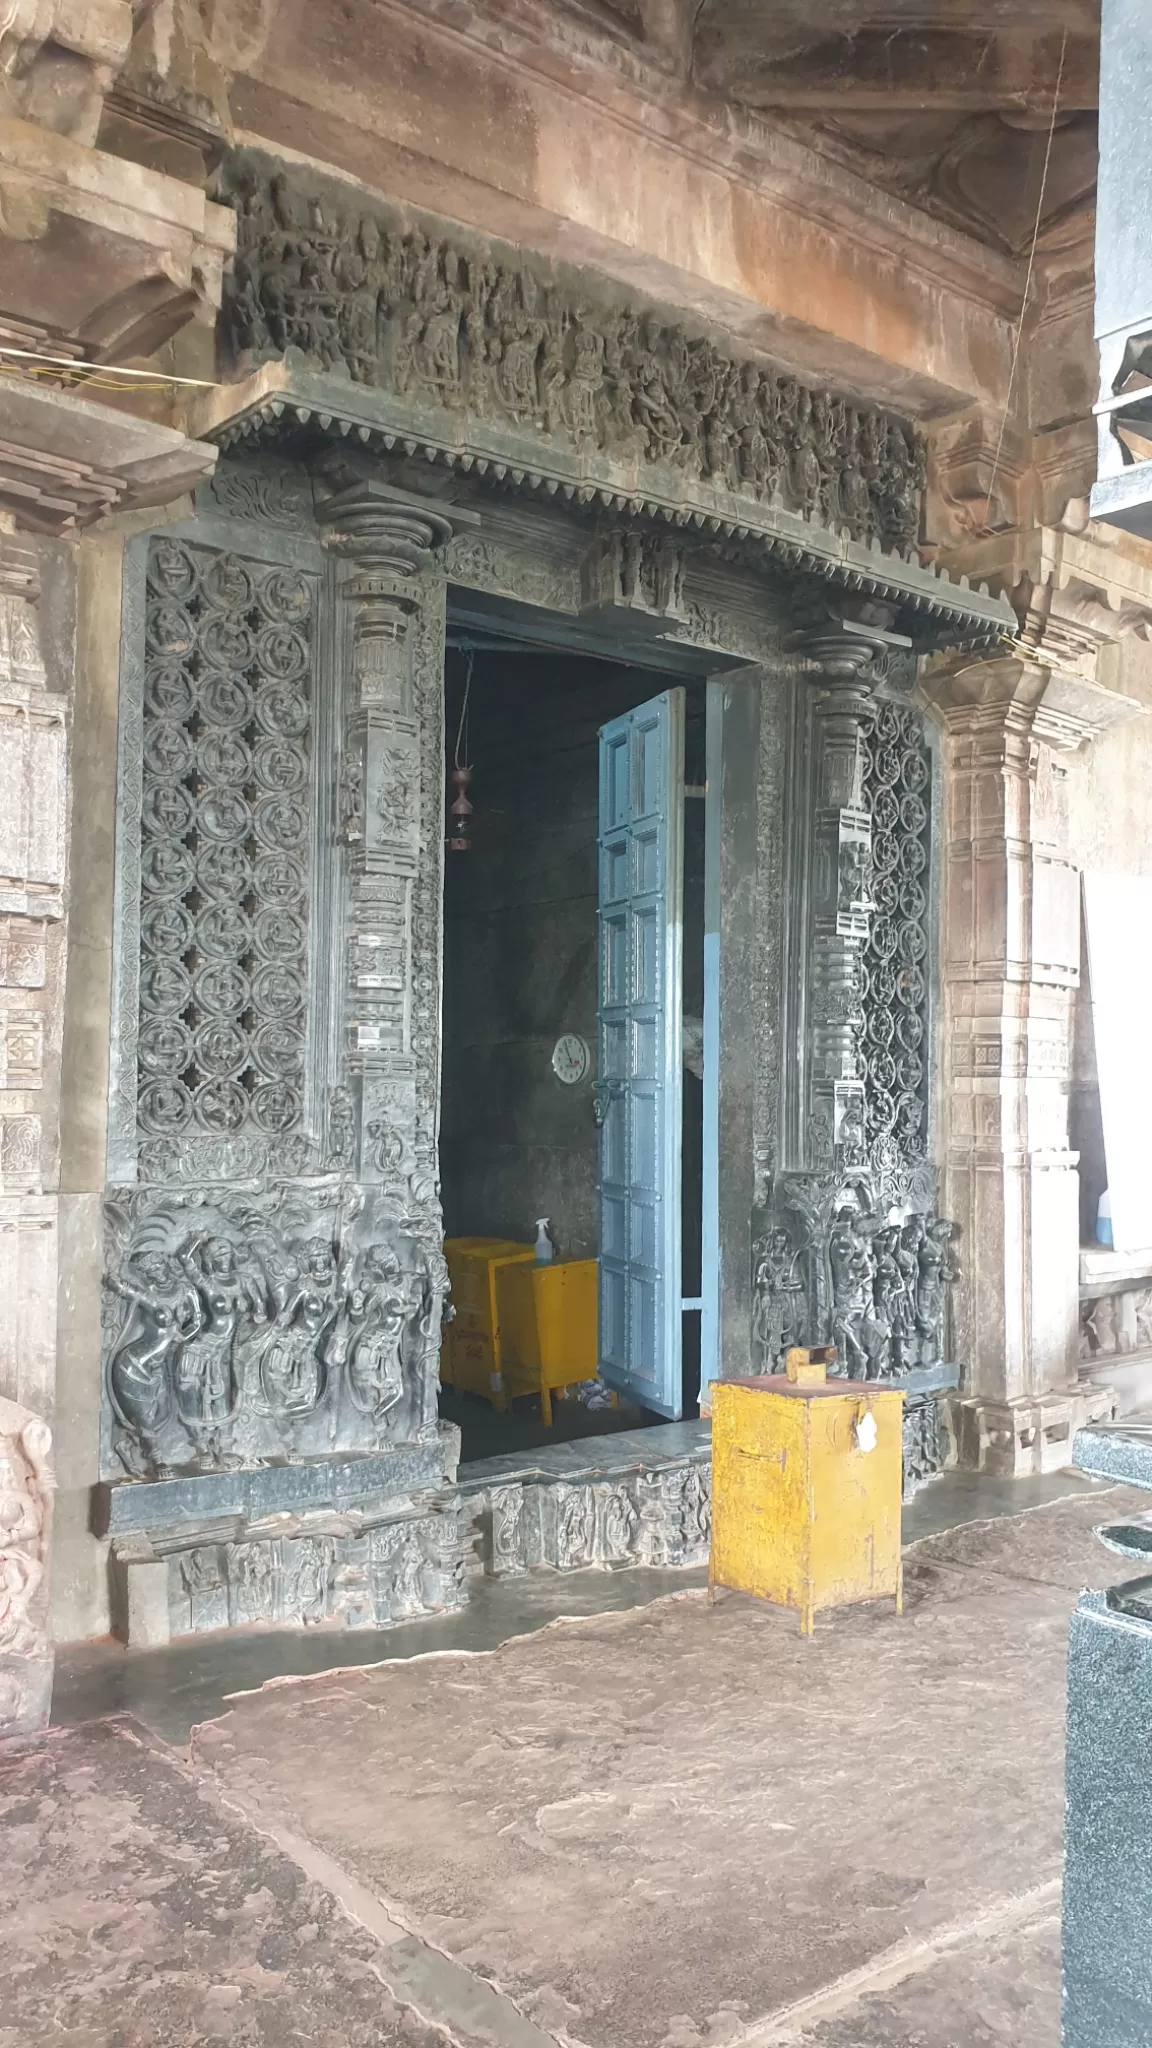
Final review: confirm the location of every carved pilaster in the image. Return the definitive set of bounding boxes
[921,652,1087,1438]
[793,624,895,1174]
[319,482,478,1202]
[0,538,64,1421]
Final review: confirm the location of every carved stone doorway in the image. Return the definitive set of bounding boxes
[438,594,714,1461]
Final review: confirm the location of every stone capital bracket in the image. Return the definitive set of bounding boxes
[316,478,480,574]
[0,379,218,533]
[919,646,1145,753]
[786,614,912,685]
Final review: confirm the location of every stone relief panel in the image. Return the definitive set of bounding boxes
[0,1395,53,1736]
[101,1184,446,1480]
[462,1456,712,1577]
[215,152,925,553]
[166,1506,465,1637]
[752,1172,959,1383]
[858,696,933,1186]
[135,536,316,1184]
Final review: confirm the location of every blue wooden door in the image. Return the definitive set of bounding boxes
[597,689,685,1417]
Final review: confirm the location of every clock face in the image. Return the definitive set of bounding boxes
[551,1033,590,1085]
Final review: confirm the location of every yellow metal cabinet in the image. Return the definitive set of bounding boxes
[441,1238,537,1410]
[710,1373,904,1634]
[496,1258,599,1426]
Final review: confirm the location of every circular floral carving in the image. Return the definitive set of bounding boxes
[866,1005,895,1047]
[260,569,311,622]
[870,916,898,961]
[147,540,198,601]
[896,1008,925,1051]
[194,1019,249,1077]
[138,1017,194,1076]
[197,901,252,959]
[195,961,251,1016]
[255,683,309,737]
[198,730,253,786]
[900,748,930,794]
[146,666,195,723]
[256,624,308,681]
[200,555,253,613]
[253,851,305,904]
[873,743,901,788]
[251,961,304,1018]
[871,829,899,875]
[254,906,306,958]
[198,673,254,728]
[254,794,308,849]
[199,615,256,671]
[870,1049,897,1093]
[146,600,195,659]
[873,871,900,916]
[142,780,195,840]
[143,722,195,780]
[197,842,251,899]
[897,962,926,1008]
[253,738,306,792]
[251,1080,301,1133]
[195,1077,249,1133]
[898,921,928,964]
[139,956,192,1018]
[899,790,928,837]
[197,790,253,843]
[872,789,899,833]
[250,1021,304,1079]
[141,901,194,956]
[141,840,195,898]
[139,1078,193,1132]
[899,834,927,878]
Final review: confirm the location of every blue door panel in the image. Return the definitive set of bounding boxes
[597,688,684,1419]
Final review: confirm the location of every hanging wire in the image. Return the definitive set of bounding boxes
[979,30,1068,535]
[454,647,474,770]
[0,347,219,393]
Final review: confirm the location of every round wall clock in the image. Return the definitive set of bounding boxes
[551,1033,590,1085]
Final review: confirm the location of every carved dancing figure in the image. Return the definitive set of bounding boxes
[258,1237,338,1418]
[566,313,606,442]
[829,1210,881,1377]
[107,1249,202,1471]
[915,1218,959,1367]
[340,1247,408,1419]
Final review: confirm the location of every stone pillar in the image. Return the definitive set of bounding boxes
[0,536,65,1425]
[922,654,1117,1472]
[318,480,478,1430]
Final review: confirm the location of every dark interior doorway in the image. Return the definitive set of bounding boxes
[438,605,705,1463]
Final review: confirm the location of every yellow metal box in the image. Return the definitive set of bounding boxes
[495,1258,599,1426]
[710,1373,904,1634]
[441,1237,536,1409]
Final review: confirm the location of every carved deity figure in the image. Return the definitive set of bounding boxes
[631,314,683,463]
[829,1209,882,1377]
[176,1236,264,1454]
[566,313,606,442]
[0,1411,50,1662]
[752,1228,805,1370]
[915,1218,960,1367]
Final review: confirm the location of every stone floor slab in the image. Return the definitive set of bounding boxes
[191,1487,1145,2048]
[0,1716,484,2048]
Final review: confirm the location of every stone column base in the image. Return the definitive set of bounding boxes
[950,1380,1117,1478]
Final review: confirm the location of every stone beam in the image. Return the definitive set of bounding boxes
[219,0,1019,415]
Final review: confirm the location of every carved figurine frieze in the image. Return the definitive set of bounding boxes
[752,1172,960,1385]
[102,1185,451,1480]
[215,152,925,553]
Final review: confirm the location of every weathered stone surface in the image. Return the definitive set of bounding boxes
[0,1716,463,2048]
[0,1394,52,1737]
[193,1487,1146,2048]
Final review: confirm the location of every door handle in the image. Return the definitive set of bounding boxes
[592,1079,625,1128]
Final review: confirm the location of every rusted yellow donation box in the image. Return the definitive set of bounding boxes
[710,1372,904,1635]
